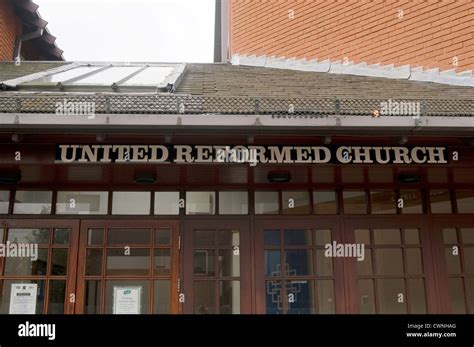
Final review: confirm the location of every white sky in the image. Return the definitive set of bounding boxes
[35,0,216,63]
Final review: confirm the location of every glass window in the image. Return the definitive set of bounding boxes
[220,281,240,314]
[255,191,279,214]
[112,192,151,215]
[0,191,9,214]
[219,191,248,215]
[84,280,101,314]
[56,191,108,215]
[282,191,310,215]
[13,191,52,214]
[4,248,48,276]
[430,189,452,214]
[266,280,283,314]
[87,229,104,245]
[287,280,316,314]
[443,228,458,244]
[284,229,311,246]
[373,229,401,245]
[51,249,68,276]
[104,280,149,314]
[317,280,335,314]
[154,192,180,215]
[106,249,150,276]
[71,66,141,85]
[313,191,337,214]
[370,190,396,214]
[154,280,171,314]
[343,191,367,214]
[107,229,150,245]
[404,229,420,245]
[456,190,474,213]
[86,249,103,276]
[461,228,474,244]
[194,281,216,314]
[375,249,404,275]
[154,249,171,276]
[28,66,101,83]
[358,279,375,314]
[54,229,70,245]
[1,280,46,314]
[186,192,215,215]
[448,278,466,313]
[376,279,407,313]
[399,189,424,214]
[409,279,427,314]
[122,66,174,86]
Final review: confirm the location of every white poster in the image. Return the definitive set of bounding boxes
[113,286,141,314]
[9,284,37,315]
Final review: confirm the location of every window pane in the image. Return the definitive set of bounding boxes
[0,191,9,213]
[51,248,68,276]
[467,278,474,314]
[443,228,458,244]
[154,249,171,276]
[14,191,52,214]
[84,280,101,314]
[186,192,215,215]
[107,229,150,245]
[264,250,281,276]
[400,190,424,214]
[220,281,240,314]
[4,248,48,276]
[342,167,364,183]
[373,229,401,245]
[409,278,427,314]
[287,280,315,314]
[404,229,420,245]
[370,190,396,214]
[445,247,461,274]
[112,192,150,215]
[264,230,280,246]
[282,191,310,215]
[406,248,423,275]
[313,191,337,214]
[255,191,279,214]
[154,192,179,215]
[87,229,104,245]
[316,249,333,276]
[194,281,215,314]
[154,229,171,245]
[358,279,375,314]
[448,278,466,313]
[355,229,371,245]
[368,168,393,183]
[463,247,474,273]
[218,192,248,215]
[72,66,141,84]
[284,229,311,246]
[430,190,452,213]
[85,249,103,276]
[56,191,108,215]
[48,280,66,314]
[54,229,70,245]
[194,250,215,277]
[375,249,404,275]
[343,191,367,214]
[122,66,174,86]
[218,250,240,277]
[317,280,335,314]
[285,250,313,276]
[154,280,171,314]
[218,230,240,247]
[376,279,407,313]
[315,229,332,246]
[7,228,49,244]
[266,280,283,314]
[461,228,474,244]
[31,66,101,83]
[106,249,150,276]
[456,190,474,213]
[194,230,215,247]
[1,280,45,314]
[357,249,372,275]
[104,280,149,314]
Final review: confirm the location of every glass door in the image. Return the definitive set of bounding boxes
[0,219,80,314]
[182,219,251,314]
[75,220,180,314]
[255,217,344,314]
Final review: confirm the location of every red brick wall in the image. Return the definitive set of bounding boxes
[229,0,474,72]
[0,0,21,61]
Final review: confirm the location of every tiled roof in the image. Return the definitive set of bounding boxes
[0,61,67,82]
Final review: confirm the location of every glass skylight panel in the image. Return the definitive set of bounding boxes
[29,66,102,83]
[121,66,174,86]
[70,66,141,85]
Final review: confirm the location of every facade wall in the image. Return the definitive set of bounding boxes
[0,0,21,61]
[229,0,474,72]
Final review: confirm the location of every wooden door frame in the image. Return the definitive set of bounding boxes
[342,215,437,313]
[75,219,180,314]
[182,217,251,314]
[0,218,80,314]
[254,216,344,314]
[431,214,474,313]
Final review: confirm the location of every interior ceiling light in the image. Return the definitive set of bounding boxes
[398,173,422,183]
[134,172,156,184]
[267,170,291,183]
[0,171,21,184]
